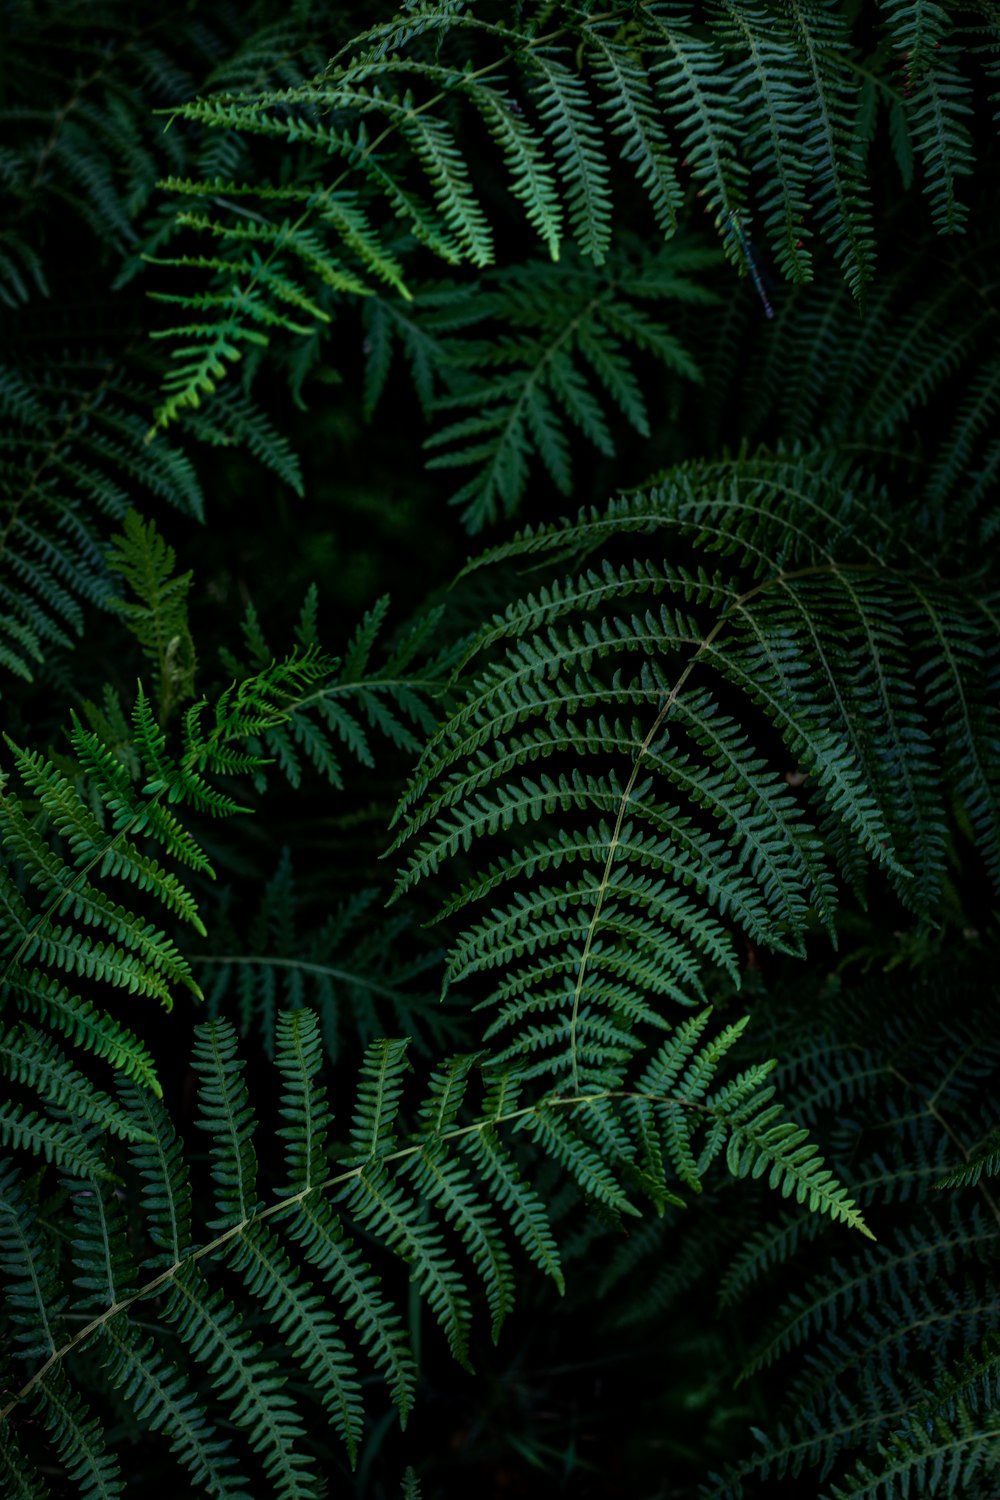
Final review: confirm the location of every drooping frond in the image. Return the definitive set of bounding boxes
[106,509,196,723]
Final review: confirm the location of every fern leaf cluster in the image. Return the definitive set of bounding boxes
[3,1,1000,1494]
[147,1,1000,427]
[690,972,1000,1498]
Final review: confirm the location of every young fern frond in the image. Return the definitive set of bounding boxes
[106,509,196,724]
[0,641,336,1128]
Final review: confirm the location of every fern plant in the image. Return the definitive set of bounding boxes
[3,0,1000,1495]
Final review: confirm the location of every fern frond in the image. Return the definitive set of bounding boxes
[880,0,976,233]
[163,1261,317,1500]
[0,1022,145,1146]
[0,358,203,685]
[106,510,196,723]
[196,851,449,1062]
[219,591,456,791]
[422,245,713,529]
[31,1369,122,1500]
[935,1127,1000,1188]
[99,1319,251,1498]
[827,1337,1000,1499]
[780,0,876,299]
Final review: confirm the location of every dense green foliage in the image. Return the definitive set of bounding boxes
[2,1,999,1495]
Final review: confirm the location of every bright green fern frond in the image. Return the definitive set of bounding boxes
[106,510,196,724]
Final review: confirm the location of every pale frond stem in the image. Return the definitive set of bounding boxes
[888,1063,1000,1233]
[291,676,449,711]
[192,954,411,1002]
[566,561,840,1091]
[0,1082,715,1417]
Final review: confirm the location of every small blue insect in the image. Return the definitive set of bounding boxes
[723,209,774,320]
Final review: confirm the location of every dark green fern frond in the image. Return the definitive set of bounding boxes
[880,0,976,234]
[698,965,1000,1498]
[219,589,459,792]
[195,847,452,1061]
[935,1127,1000,1188]
[393,451,993,1087]
[826,1337,1000,1500]
[778,0,876,300]
[420,242,717,530]
[0,1011,577,1482]
[707,0,815,285]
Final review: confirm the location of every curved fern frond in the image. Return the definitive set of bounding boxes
[393,452,990,1090]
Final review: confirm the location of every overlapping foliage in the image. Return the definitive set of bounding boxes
[2,2,999,1496]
